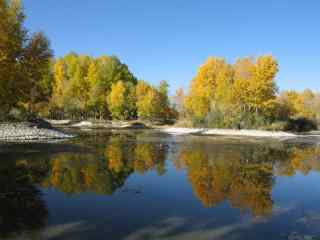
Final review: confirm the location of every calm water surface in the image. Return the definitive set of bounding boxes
[1,130,320,240]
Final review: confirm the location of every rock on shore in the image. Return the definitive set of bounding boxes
[0,122,74,141]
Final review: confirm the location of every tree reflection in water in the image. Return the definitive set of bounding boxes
[0,158,48,238]
[1,132,320,238]
[41,134,168,195]
[175,141,320,217]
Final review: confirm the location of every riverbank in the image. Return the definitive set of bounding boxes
[1,120,320,144]
[47,119,150,129]
[47,120,318,140]
[0,122,74,141]
[158,127,299,139]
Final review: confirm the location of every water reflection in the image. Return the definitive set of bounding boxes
[0,157,48,238]
[1,132,320,239]
[38,134,167,195]
[175,142,320,216]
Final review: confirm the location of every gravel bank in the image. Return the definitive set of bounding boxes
[0,122,74,141]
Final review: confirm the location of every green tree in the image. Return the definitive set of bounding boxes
[0,0,52,118]
[22,32,52,113]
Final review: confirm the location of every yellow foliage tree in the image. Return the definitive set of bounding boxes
[107,81,136,120]
[232,57,255,111]
[136,80,171,121]
[280,90,315,119]
[184,55,280,127]
[249,55,278,113]
[52,59,66,108]
[185,57,230,118]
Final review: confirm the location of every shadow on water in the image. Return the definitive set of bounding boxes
[0,130,320,239]
[0,158,48,239]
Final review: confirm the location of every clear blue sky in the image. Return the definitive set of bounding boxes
[23,0,320,94]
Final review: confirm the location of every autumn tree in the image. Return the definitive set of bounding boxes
[158,80,173,120]
[184,57,231,118]
[51,59,66,109]
[48,54,139,120]
[0,0,52,118]
[249,55,278,113]
[136,86,161,120]
[232,57,255,112]
[22,32,53,113]
[107,81,136,120]
[183,55,281,128]
[278,89,319,124]
[135,80,173,121]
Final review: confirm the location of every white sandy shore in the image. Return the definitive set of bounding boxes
[160,127,298,139]
[70,120,146,129]
[72,121,93,127]
[46,119,71,125]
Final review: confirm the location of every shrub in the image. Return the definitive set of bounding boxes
[191,116,207,128]
[261,121,288,131]
[205,109,225,128]
[284,118,317,132]
[3,107,31,122]
[236,112,269,129]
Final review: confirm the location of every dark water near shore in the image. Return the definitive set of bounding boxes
[1,130,320,240]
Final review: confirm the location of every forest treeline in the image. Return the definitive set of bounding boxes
[173,56,320,130]
[48,54,175,121]
[0,0,175,122]
[1,0,319,130]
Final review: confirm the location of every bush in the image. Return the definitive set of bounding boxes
[2,107,31,122]
[188,111,272,129]
[261,121,288,131]
[205,109,225,128]
[236,112,269,129]
[191,116,207,128]
[284,118,318,132]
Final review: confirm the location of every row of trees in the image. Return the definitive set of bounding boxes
[173,56,319,130]
[0,0,174,122]
[1,1,318,126]
[50,54,174,121]
[49,53,137,119]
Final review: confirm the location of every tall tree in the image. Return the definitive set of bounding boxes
[22,32,52,113]
[231,57,255,112]
[107,81,136,120]
[185,57,229,118]
[0,0,52,118]
[52,59,66,108]
[249,55,278,113]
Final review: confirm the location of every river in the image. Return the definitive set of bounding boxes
[1,129,320,240]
